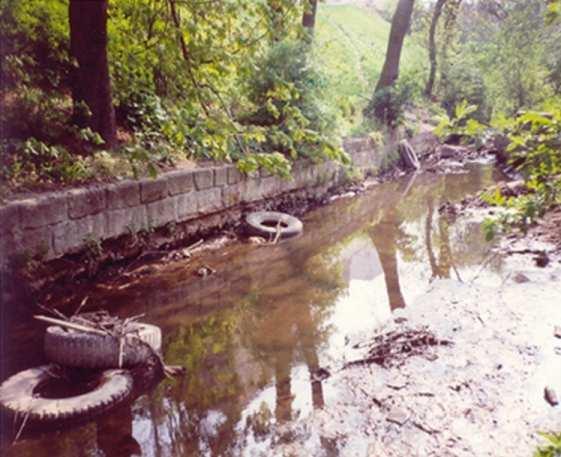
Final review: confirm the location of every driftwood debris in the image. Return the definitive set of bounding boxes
[346,327,452,369]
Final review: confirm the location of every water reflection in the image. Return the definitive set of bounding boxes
[1,164,506,457]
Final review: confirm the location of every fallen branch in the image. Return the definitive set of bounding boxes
[34,315,109,336]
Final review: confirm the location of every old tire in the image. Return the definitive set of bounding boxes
[246,211,303,240]
[44,323,161,369]
[0,365,132,423]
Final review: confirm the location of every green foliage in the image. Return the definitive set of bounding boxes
[481,103,561,237]
[453,1,560,118]
[243,40,349,166]
[364,71,424,127]
[434,100,486,142]
[535,432,561,457]
[508,108,561,189]
[439,56,489,121]
[1,138,91,185]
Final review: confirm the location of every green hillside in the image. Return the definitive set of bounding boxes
[314,4,426,132]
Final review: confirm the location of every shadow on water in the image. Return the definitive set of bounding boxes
[2,163,506,457]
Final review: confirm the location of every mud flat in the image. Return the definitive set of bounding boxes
[273,257,561,456]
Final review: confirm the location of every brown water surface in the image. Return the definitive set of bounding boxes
[1,163,505,456]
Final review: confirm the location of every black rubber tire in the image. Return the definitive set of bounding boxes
[0,365,132,423]
[44,323,160,369]
[246,211,303,239]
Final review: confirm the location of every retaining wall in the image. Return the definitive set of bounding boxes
[0,138,385,266]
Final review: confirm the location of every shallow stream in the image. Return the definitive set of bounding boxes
[2,163,507,456]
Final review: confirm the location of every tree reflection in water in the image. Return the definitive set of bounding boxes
[2,164,508,457]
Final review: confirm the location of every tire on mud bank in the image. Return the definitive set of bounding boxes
[0,364,133,423]
[44,323,162,369]
[246,211,303,240]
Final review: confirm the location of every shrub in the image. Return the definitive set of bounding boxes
[243,40,349,166]
[364,71,422,127]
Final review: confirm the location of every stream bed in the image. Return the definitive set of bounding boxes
[2,162,560,456]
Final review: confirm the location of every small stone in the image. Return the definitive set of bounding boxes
[513,272,530,283]
[554,326,561,339]
[196,264,216,278]
[544,387,559,406]
[248,236,266,245]
[386,407,410,426]
[535,252,550,268]
[311,367,331,382]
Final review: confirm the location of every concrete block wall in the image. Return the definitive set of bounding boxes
[0,152,371,265]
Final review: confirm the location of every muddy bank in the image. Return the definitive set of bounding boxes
[272,261,561,457]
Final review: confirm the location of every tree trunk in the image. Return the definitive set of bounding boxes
[302,0,318,31]
[425,0,446,98]
[374,0,415,92]
[69,0,116,149]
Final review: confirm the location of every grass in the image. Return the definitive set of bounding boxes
[313,4,427,134]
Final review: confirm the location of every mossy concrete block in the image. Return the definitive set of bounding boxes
[177,192,198,221]
[197,188,222,214]
[68,187,106,219]
[147,198,177,228]
[19,194,68,228]
[167,170,194,196]
[105,206,147,239]
[106,180,140,209]
[213,166,229,187]
[193,169,213,190]
[140,178,168,203]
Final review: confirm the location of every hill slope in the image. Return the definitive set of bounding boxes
[314,4,426,132]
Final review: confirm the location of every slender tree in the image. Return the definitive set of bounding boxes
[69,0,116,148]
[374,0,415,92]
[424,0,446,98]
[302,0,318,31]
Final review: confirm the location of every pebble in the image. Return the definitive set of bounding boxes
[544,387,559,406]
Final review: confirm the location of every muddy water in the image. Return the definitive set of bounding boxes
[2,163,506,456]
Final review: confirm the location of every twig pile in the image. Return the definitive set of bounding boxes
[35,309,184,378]
[345,327,452,369]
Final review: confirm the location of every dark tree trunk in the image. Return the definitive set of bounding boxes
[69,0,116,149]
[425,0,446,98]
[374,0,415,93]
[302,0,318,31]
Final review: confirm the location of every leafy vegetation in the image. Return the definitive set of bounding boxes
[535,432,561,457]
[0,0,354,191]
[481,104,561,239]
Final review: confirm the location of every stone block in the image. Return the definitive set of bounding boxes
[176,193,198,221]
[21,225,53,259]
[167,170,194,196]
[0,202,22,235]
[197,188,222,214]
[19,193,68,229]
[227,166,243,185]
[140,177,168,203]
[261,176,282,197]
[146,198,177,228]
[280,176,298,193]
[52,217,93,255]
[0,230,23,264]
[105,206,147,238]
[193,169,213,190]
[213,166,229,187]
[106,180,140,209]
[221,183,243,208]
[68,187,106,219]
